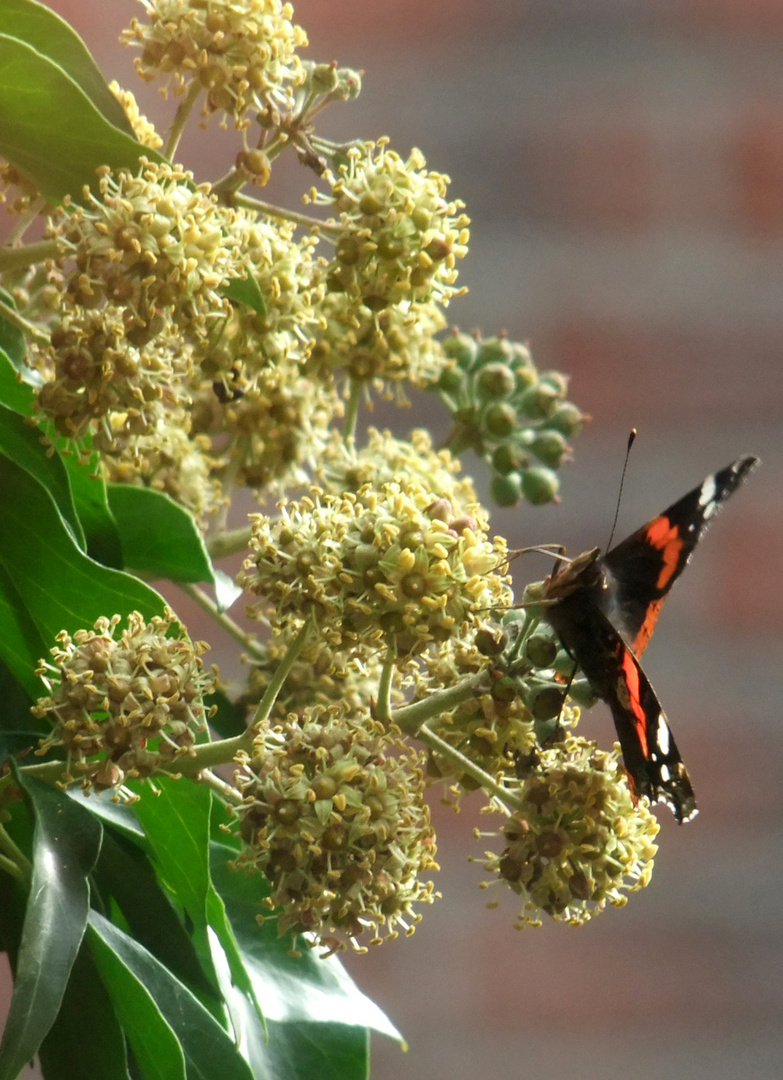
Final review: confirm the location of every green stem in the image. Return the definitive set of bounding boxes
[179,582,266,661]
[207,525,253,560]
[233,193,339,233]
[211,166,246,201]
[392,672,487,735]
[197,768,244,806]
[0,238,59,274]
[0,822,32,881]
[415,724,522,812]
[165,80,202,159]
[342,379,361,442]
[248,618,311,728]
[374,645,396,725]
[0,299,49,345]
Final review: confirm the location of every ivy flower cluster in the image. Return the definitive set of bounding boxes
[4,0,665,963]
[33,610,215,792]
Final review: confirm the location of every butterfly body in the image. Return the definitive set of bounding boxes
[539,455,759,823]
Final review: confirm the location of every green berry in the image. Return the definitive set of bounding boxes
[525,635,558,668]
[490,471,523,507]
[475,361,516,399]
[522,466,560,505]
[442,332,477,370]
[530,685,565,721]
[482,402,517,438]
[548,402,587,437]
[475,336,514,366]
[519,383,559,420]
[530,430,569,468]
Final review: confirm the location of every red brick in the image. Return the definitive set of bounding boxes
[512,120,655,231]
[730,106,783,236]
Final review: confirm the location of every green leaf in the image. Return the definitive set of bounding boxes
[0,34,163,205]
[206,689,247,739]
[131,776,212,930]
[38,944,131,1080]
[0,772,103,1080]
[107,484,216,584]
[66,788,145,842]
[209,843,402,1040]
[265,1020,369,1080]
[0,347,36,413]
[0,455,165,648]
[223,275,267,318]
[93,828,216,1003]
[87,920,187,1080]
[88,912,256,1080]
[0,560,48,700]
[0,0,133,136]
[0,291,28,372]
[62,446,123,568]
[0,403,83,545]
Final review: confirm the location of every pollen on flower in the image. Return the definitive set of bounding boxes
[232,703,438,952]
[473,736,659,927]
[109,81,163,149]
[32,609,217,794]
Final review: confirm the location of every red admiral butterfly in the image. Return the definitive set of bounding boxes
[539,455,758,823]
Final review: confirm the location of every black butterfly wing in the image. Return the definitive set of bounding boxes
[545,597,697,822]
[600,455,758,657]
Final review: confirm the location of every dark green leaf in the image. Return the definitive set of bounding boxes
[87,920,187,1080]
[0,403,83,544]
[66,788,145,841]
[0,772,103,1080]
[88,912,256,1080]
[0,559,48,700]
[265,1020,369,1080]
[223,275,267,318]
[0,347,36,412]
[93,828,216,1002]
[0,455,165,647]
[206,688,247,738]
[209,843,402,1039]
[0,0,133,135]
[0,34,163,205]
[107,484,216,584]
[62,446,123,568]
[0,292,28,372]
[131,776,212,929]
[38,944,130,1080]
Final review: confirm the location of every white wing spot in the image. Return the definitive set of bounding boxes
[659,764,671,783]
[656,714,671,757]
[698,476,717,515]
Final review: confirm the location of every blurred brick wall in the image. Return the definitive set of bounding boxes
[3,3,782,1079]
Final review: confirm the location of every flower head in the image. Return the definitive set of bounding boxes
[240,478,510,659]
[234,704,438,952]
[123,0,307,128]
[33,610,216,792]
[475,736,659,927]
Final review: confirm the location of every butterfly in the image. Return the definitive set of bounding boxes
[538,455,758,822]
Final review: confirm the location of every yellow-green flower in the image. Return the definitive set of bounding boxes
[234,704,438,952]
[240,478,511,659]
[475,736,659,927]
[33,610,216,792]
[123,0,307,128]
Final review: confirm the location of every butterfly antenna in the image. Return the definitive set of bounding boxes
[604,428,637,551]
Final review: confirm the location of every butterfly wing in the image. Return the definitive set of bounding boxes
[600,455,758,656]
[545,598,697,822]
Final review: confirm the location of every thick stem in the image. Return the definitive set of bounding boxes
[415,724,522,813]
[0,238,59,274]
[207,525,253,560]
[0,298,49,345]
[165,80,203,160]
[373,645,396,726]
[342,379,361,442]
[179,582,266,661]
[232,193,338,233]
[0,822,32,881]
[392,671,487,735]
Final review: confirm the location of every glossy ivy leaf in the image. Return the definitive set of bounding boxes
[209,843,403,1041]
[0,0,133,136]
[131,778,261,1022]
[37,945,130,1080]
[0,772,103,1080]
[0,402,83,545]
[0,455,165,653]
[88,912,256,1080]
[62,445,124,569]
[87,919,187,1080]
[107,484,216,585]
[0,559,49,700]
[264,1020,369,1080]
[0,34,163,206]
[92,829,217,1007]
